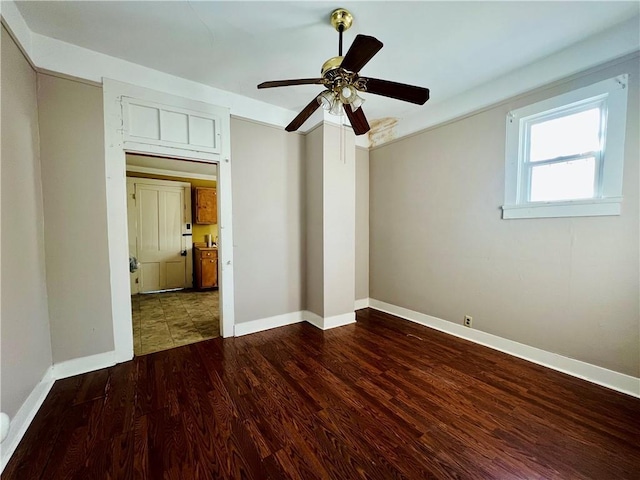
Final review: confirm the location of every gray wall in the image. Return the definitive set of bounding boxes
[37,73,115,363]
[1,26,53,417]
[305,125,324,317]
[370,55,640,376]
[355,147,369,301]
[305,123,359,318]
[321,123,356,318]
[230,118,306,323]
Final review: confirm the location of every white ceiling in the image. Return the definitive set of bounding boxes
[14,1,640,122]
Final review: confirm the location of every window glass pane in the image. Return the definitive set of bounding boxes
[530,157,595,202]
[529,108,601,162]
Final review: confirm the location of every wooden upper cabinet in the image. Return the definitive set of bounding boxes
[194,187,217,224]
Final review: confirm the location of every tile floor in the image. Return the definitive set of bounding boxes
[131,289,219,356]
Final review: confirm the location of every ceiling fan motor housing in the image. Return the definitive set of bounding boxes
[321,56,344,78]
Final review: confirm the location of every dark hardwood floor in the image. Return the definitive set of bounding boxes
[4,308,640,479]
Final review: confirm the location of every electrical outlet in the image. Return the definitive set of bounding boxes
[464,315,473,328]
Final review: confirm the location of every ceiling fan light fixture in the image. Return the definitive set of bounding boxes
[339,84,357,104]
[257,8,429,135]
[318,90,335,110]
[329,96,342,115]
[350,94,365,112]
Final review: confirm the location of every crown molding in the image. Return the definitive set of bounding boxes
[3,2,637,150]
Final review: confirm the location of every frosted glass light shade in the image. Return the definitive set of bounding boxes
[318,91,335,111]
[350,95,365,111]
[329,97,342,115]
[339,85,357,104]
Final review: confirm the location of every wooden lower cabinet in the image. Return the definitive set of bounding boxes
[194,246,218,289]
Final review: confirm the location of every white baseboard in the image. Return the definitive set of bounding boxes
[322,312,356,329]
[369,299,640,398]
[0,367,55,473]
[235,310,358,336]
[303,311,356,330]
[51,350,117,380]
[234,311,305,337]
[354,298,370,310]
[0,349,120,473]
[303,310,324,330]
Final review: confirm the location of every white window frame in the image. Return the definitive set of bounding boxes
[503,75,628,219]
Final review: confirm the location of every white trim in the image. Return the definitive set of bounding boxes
[104,79,235,367]
[369,299,640,398]
[398,18,639,144]
[25,24,297,129]
[355,298,370,310]
[124,142,220,163]
[51,351,117,380]
[319,112,370,148]
[234,312,304,337]
[4,2,637,150]
[303,311,357,330]
[0,415,8,444]
[233,310,358,336]
[121,97,222,155]
[322,312,356,330]
[0,368,55,473]
[502,197,622,219]
[126,165,217,182]
[0,350,120,473]
[303,311,324,330]
[503,75,628,219]
[0,1,34,61]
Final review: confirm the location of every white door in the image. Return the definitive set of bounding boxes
[136,183,187,292]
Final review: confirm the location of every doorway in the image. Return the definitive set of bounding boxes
[104,78,235,364]
[126,154,220,355]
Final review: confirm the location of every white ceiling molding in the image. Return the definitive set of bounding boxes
[3,1,638,149]
[2,0,298,130]
[29,31,298,130]
[320,111,370,148]
[0,0,33,58]
[24,24,367,144]
[397,16,640,141]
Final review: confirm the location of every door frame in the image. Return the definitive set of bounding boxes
[104,79,235,364]
[126,176,193,294]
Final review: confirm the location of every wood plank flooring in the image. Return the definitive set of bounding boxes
[4,308,640,479]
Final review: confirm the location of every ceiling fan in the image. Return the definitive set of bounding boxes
[257,8,430,136]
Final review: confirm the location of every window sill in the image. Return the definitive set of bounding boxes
[502,197,622,219]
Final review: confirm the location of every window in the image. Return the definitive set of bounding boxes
[503,75,628,219]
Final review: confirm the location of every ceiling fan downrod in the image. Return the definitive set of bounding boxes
[330,8,353,57]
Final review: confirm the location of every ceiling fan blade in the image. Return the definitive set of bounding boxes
[343,105,370,136]
[258,78,324,89]
[340,35,383,73]
[285,94,323,132]
[360,77,430,105]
